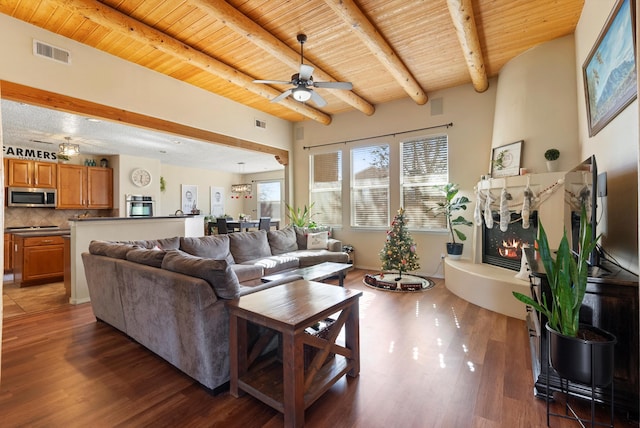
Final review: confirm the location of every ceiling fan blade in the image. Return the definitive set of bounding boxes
[253,79,291,85]
[270,89,292,103]
[313,81,353,90]
[299,64,314,81]
[309,90,327,107]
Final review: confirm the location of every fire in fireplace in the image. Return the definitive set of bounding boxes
[483,211,538,271]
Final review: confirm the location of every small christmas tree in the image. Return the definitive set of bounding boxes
[380,208,420,280]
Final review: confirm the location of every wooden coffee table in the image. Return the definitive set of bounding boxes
[227,280,362,428]
[261,261,351,287]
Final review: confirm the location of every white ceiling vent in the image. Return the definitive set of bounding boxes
[33,40,71,65]
[254,119,267,129]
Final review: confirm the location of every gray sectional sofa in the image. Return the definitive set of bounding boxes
[81,228,348,391]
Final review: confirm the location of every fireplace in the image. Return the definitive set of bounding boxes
[482,211,538,271]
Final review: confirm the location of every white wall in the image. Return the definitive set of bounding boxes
[576,0,639,273]
[293,83,498,275]
[492,35,581,172]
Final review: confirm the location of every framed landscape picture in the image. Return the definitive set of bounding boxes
[583,0,637,137]
[491,141,522,178]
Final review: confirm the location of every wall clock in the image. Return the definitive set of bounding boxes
[131,168,152,187]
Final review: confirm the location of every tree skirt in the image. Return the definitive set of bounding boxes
[363,273,435,292]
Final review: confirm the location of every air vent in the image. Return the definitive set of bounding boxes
[255,119,267,129]
[33,40,71,64]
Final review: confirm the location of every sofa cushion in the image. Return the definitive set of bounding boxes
[89,240,140,259]
[307,231,329,250]
[267,227,298,255]
[161,250,240,299]
[228,230,272,263]
[250,254,300,275]
[294,226,331,250]
[289,249,350,268]
[126,248,166,268]
[180,235,234,264]
[230,264,265,283]
[132,237,180,250]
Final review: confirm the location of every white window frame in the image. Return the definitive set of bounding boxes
[350,144,390,228]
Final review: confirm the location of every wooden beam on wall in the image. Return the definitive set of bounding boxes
[196,0,375,117]
[323,0,428,105]
[57,0,331,125]
[0,81,289,165]
[446,0,489,93]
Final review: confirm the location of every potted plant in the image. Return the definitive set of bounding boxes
[512,205,616,386]
[544,148,560,172]
[285,202,317,227]
[429,183,473,259]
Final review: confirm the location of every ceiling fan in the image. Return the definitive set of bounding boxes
[253,34,353,107]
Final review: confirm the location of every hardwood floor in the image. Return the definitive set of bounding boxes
[3,279,69,319]
[1,269,636,427]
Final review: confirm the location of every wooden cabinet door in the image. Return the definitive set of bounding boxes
[23,243,64,282]
[8,159,32,187]
[34,162,56,188]
[57,164,86,209]
[87,167,113,208]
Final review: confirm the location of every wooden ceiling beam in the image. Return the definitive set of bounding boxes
[194,0,375,116]
[446,0,489,92]
[0,80,290,165]
[55,0,332,125]
[323,0,428,105]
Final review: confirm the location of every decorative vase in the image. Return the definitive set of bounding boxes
[546,160,558,172]
[546,323,616,386]
[446,242,464,260]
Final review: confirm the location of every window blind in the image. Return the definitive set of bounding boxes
[309,151,342,225]
[351,145,389,227]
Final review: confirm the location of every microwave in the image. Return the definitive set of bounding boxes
[7,187,57,207]
[125,194,154,217]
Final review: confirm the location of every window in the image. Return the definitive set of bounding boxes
[351,145,390,227]
[309,152,342,225]
[401,135,448,229]
[257,180,282,220]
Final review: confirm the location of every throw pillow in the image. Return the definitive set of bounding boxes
[228,230,272,263]
[180,235,234,264]
[88,240,140,259]
[267,227,298,255]
[307,231,329,250]
[161,250,240,299]
[126,248,166,268]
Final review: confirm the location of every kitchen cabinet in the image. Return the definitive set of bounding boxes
[57,165,113,209]
[4,233,13,273]
[8,159,57,188]
[13,234,65,287]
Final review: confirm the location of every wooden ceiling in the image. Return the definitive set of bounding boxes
[1,0,584,125]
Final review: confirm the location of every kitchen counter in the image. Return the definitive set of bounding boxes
[9,229,71,238]
[70,214,200,221]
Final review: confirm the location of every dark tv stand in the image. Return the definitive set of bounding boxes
[527,259,639,418]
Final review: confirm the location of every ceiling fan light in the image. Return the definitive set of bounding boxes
[292,87,312,102]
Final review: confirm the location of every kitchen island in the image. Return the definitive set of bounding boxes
[68,215,204,304]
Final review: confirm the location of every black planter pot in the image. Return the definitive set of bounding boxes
[546,323,617,386]
[446,242,463,258]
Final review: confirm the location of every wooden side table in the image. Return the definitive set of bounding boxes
[227,280,362,428]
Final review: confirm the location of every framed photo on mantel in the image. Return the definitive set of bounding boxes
[490,141,522,178]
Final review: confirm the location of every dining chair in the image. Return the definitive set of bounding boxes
[216,218,230,234]
[258,217,271,231]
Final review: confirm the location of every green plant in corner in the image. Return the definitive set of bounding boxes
[428,183,473,244]
[512,204,599,337]
[544,148,560,161]
[285,202,316,227]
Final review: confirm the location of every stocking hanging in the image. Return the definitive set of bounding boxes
[499,187,509,232]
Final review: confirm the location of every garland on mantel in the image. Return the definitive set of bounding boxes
[474,177,565,228]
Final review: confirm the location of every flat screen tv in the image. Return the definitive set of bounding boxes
[563,155,600,267]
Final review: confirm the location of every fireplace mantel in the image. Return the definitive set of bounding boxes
[444,172,566,320]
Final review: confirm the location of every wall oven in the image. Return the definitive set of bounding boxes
[125,194,154,217]
[7,187,57,207]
